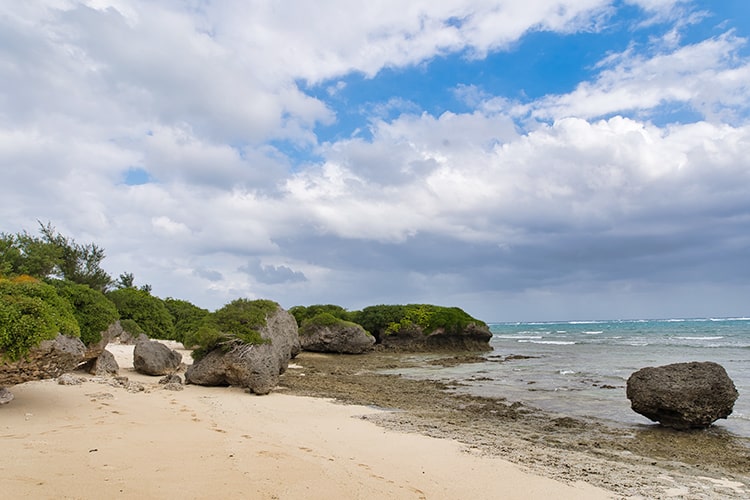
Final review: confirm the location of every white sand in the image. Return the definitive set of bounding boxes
[0,344,613,499]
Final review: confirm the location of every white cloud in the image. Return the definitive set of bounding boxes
[525,31,750,122]
[288,113,750,249]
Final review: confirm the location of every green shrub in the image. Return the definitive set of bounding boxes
[119,318,146,339]
[0,277,80,361]
[163,298,209,344]
[350,305,407,338]
[351,304,485,341]
[298,312,361,336]
[107,288,176,340]
[48,279,119,346]
[288,304,352,326]
[189,299,277,360]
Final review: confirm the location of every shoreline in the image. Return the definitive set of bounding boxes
[2,344,610,500]
[1,344,748,499]
[280,351,750,499]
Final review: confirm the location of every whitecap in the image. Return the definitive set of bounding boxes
[675,336,724,341]
[518,340,576,345]
[583,331,603,335]
[559,370,575,375]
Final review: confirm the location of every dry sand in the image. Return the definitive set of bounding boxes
[1,344,613,500]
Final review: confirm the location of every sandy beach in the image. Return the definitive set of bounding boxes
[1,344,613,500]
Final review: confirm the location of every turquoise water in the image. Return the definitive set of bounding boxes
[396,318,750,436]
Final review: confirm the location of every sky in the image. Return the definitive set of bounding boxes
[2,0,750,322]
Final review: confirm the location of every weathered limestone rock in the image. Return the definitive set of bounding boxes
[626,361,739,430]
[186,305,300,395]
[159,374,183,385]
[0,334,86,387]
[57,373,85,385]
[82,321,123,362]
[82,348,119,376]
[133,339,182,376]
[378,323,493,352]
[0,387,14,404]
[300,323,375,354]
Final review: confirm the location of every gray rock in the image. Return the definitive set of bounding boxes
[159,374,183,385]
[626,361,739,430]
[133,339,182,376]
[0,387,14,404]
[0,334,86,387]
[186,305,300,395]
[119,330,149,345]
[300,323,375,354]
[83,349,119,376]
[82,321,123,362]
[57,373,85,385]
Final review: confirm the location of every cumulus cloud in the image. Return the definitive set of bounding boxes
[524,31,750,122]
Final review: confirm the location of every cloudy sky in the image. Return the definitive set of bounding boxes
[2,1,749,322]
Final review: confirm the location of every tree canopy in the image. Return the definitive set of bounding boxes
[0,222,112,291]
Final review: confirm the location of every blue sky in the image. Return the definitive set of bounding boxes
[2,1,750,321]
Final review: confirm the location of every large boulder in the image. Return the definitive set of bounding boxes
[78,321,124,375]
[300,322,375,354]
[83,348,119,376]
[186,305,299,395]
[133,339,182,376]
[626,361,739,430]
[0,334,86,388]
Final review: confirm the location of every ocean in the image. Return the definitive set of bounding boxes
[390,318,750,437]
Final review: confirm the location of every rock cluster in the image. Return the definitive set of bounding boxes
[186,305,300,395]
[626,361,739,429]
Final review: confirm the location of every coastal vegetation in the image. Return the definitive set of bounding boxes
[1,223,488,361]
[49,279,119,346]
[292,303,487,343]
[0,223,206,360]
[0,222,111,291]
[289,304,353,325]
[185,299,277,360]
[107,287,176,341]
[0,276,80,361]
[297,312,363,336]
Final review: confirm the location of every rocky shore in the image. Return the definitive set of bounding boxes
[279,351,750,499]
